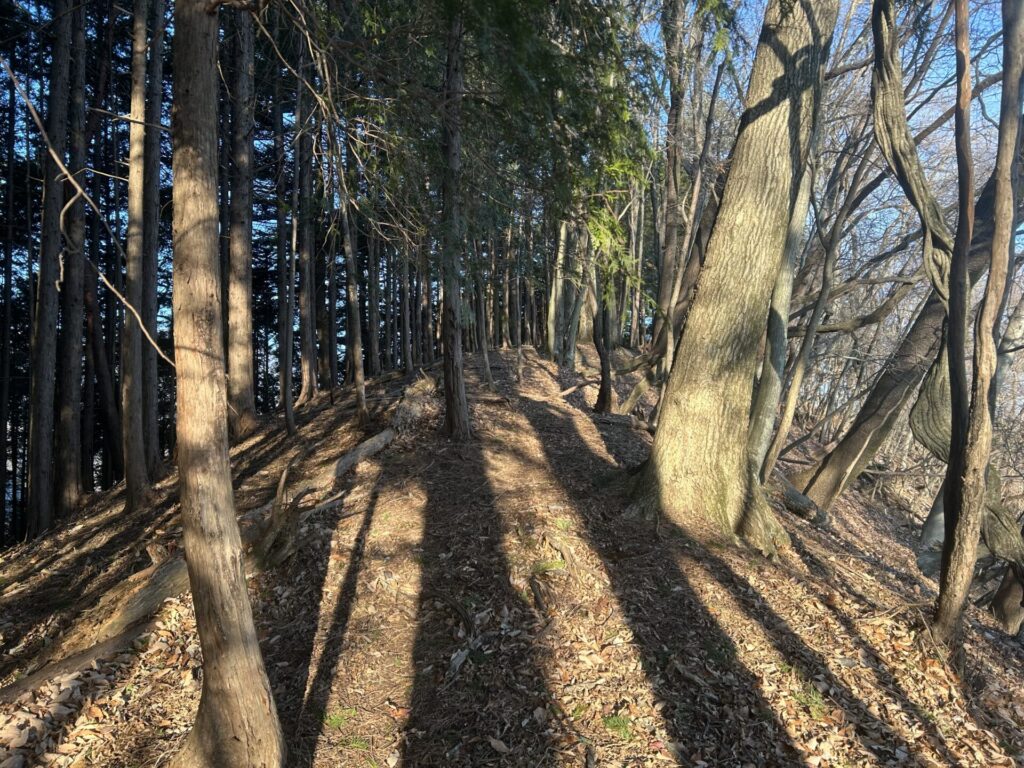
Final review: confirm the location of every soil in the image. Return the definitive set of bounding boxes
[2,347,1024,767]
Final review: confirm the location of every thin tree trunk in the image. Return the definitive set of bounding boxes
[272,47,295,435]
[340,179,367,420]
[439,14,471,439]
[168,1,285,762]
[56,2,87,518]
[749,169,810,482]
[142,0,166,473]
[295,47,318,406]
[121,0,152,512]
[0,81,14,535]
[26,0,72,537]
[367,230,381,377]
[226,8,258,438]
[934,0,1021,644]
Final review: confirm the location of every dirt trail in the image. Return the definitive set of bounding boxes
[3,349,1024,767]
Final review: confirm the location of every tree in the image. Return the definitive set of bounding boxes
[122,0,152,512]
[55,1,87,518]
[439,11,472,440]
[227,9,258,438]
[168,0,286,763]
[934,0,1023,644]
[630,0,840,556]
[26,0,72,537]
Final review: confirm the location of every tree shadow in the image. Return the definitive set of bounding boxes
[520,392,972,766]
[401,433,559,766]
[519,395,800,765]
[279,476,380,768]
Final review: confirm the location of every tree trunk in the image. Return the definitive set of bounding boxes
[169,1,286,762]
[272,46,295,435]
[142,0,166,474]
[56,2,88,518]
[122,0,152,513]
[630,0,839,556]
[1,81,14,536]
[934,0,1021,644]
[651,0,685,350]
[401,250,413,374]
[295,47,318,406]
[748,169,809,482]
[367,230,381,377]
[340,188,367,420]
[791,168,1005,509]
[439,14,471,440]
[227,9,258,438]
[26,0,72,537]
[546,221,567,361]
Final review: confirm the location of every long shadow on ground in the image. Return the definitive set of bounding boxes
[402,429,559,766]
[520,394,800,765]
[520,393,974,765]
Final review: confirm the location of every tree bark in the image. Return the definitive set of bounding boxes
[748,167,810,482]
[26,0,72,537]
[630,0,839,556]
[272,43,295,435]
[121,0,153,513]
[295,46,318,406]
[169,1,286,762]
[55,2,88,518]
[934,0,1022,644]
[142,0,166,474]
[439,14,471,440]
[226,9,258,438]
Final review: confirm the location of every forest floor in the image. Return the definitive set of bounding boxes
[3,347,1024,767]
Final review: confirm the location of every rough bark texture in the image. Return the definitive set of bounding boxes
[26,0,72,537]
[142,0,166,474]
[272,48,296,436]
[439,14,471,440]
[169,1,286,762]
[341,196,367,419]
[227,10,258,438]
[546,221,568,361]
[295,46,318,407]
[631,0,839,556]
[749,168,810,481]
[122,0,152,513]
[935,0,1022,644]
[55,8,87,518]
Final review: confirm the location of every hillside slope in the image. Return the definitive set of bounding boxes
[2,348,1024,767]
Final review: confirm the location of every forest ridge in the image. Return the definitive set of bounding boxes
[1,0,1024,766]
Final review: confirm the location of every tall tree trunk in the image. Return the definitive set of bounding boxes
[367,230,381,377]
[439,14,471,440]
[272,48,295,435]
[791,167,1005,509]
[651,0,686,350]
[56,3,88,518]
[26,0,72,537]
[226,9,258,438]
[748,168,811,481]
[340,187,367,420]
[142,0,166,473]
[630,0,839,556]
[122,0,152,512]
[1,81,14,537]
[934,0,1021,644]
[401,251,413,374]
[168,2,286,763]
[295,48,318,406]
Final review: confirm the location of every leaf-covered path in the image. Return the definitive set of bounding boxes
[3,348,1024,767]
